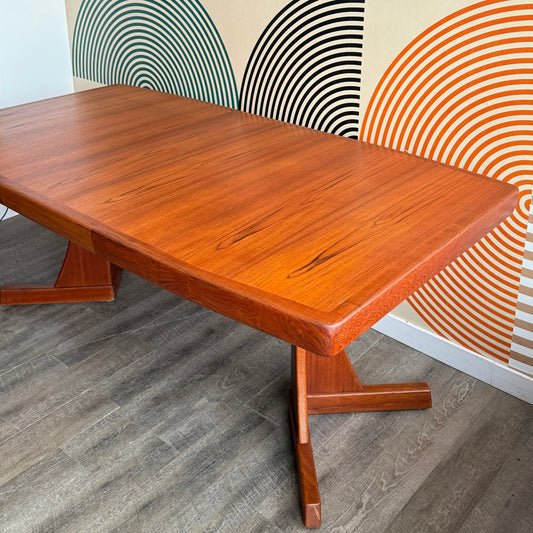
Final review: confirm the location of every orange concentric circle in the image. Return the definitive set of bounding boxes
[361,0,533,361]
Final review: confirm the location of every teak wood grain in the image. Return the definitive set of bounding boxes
[0,85,518,356]
[0,241,121,305]
[0,85,519,529]
[289,346,432,527]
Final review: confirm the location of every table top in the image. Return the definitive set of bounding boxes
[0,85,518,355]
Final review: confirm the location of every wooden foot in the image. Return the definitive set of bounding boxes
[0,241,122,305]
[289,346,431,528]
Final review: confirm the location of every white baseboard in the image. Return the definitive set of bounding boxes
[372,314,533,404]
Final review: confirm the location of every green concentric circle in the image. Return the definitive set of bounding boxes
[72,0,238,108]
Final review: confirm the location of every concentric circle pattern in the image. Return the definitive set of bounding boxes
[361,0,533,362]
[240,0,365,139]
[72,0,238,108]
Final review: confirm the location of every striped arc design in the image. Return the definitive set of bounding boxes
[510,206,533,376]
[240,0,364,139]
[360,0,533,362]
[72,0,238,108]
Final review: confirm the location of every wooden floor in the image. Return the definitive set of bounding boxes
[1,216,532,533]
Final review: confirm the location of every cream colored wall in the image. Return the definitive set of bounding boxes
[359,0,469,117]
[202,0,287,88]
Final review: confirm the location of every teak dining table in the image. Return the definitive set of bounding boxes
[0,85,518,528]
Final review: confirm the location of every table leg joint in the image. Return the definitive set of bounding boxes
[0,241,122,305]
[289,345,432,528]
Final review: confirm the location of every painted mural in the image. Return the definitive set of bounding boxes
[240,0,364,138]
[66,0,533,378]
[361,0,533,367]
[510,201,533,375]
[71,0,238,107]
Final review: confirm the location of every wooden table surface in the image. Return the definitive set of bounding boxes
[0,85,520,528]
[0,84,518,356]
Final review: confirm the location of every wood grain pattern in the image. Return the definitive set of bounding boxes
[0,84,519,355]
[291,346,309,444]
[306,349,431,414]
[2,217,532,532]
[0,241,121,305]
[288,392,321,529]
[289,346,431,528]
[0,87,520,530]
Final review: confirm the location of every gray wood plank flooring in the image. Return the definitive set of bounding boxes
[1,216,532,532]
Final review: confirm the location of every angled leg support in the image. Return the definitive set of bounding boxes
[1,241,122,305]
[288,346,431,528]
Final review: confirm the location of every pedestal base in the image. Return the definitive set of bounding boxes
[0,242,122,305]
[289,346,431,528]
